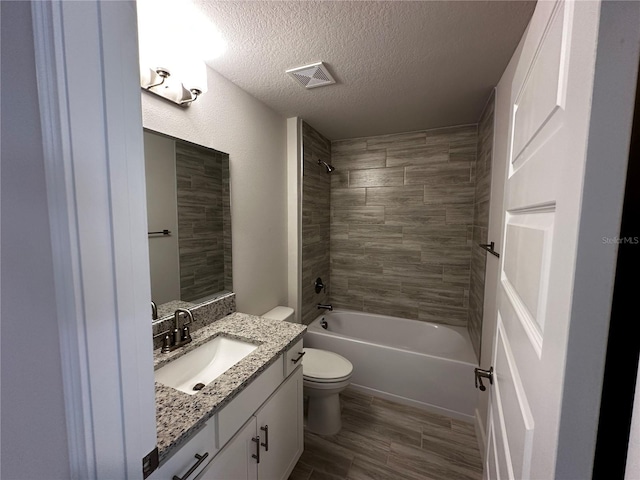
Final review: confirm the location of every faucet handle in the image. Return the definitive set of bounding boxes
[161,333,171,353]
[181,325,192,342]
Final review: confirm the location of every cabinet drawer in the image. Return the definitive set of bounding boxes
[216,358,283,449]
[284,339,304,378]
[150,420,216,480]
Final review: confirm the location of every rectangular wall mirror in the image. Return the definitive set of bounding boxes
[144,129,232,320]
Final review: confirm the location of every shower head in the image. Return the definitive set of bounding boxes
[318,159,336,174]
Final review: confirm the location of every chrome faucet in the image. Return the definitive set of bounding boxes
[317,304,333,311]
[151,301,158,320]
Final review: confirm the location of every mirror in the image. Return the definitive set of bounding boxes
[144,129,232,321]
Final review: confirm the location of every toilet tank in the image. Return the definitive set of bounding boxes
[262,306,295,322]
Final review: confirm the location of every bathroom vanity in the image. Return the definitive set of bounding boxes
[150,312,306,480]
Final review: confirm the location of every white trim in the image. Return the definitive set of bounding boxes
[286,117,303,322]
[475,407,487,462]
[31,1,156,477]
[347,384,475,423]
[31,2,94,475]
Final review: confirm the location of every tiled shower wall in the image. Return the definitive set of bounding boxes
[301,122,331,325]
[176,142,232,302]
[329,126,479,326]
[468,93,495,358]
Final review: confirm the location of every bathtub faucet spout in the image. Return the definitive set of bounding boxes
[317,303,333,311]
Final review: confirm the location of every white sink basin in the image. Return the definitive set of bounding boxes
[155,336,258,395]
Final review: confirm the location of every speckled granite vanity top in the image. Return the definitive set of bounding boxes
[154,312,306,463]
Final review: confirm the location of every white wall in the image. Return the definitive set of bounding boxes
[141,67,289,316]
[0,2,71,477]
[144,132,180,305]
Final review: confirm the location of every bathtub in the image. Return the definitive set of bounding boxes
[304,309,478,420]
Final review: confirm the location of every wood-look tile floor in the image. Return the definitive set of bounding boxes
[289,388,483,480]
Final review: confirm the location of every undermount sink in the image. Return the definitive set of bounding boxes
[155,336,258,395]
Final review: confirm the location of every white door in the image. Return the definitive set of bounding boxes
[485,1,603,478]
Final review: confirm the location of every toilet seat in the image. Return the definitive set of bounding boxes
[302,348,353,383]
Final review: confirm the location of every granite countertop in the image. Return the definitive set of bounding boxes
[154,312,306,463]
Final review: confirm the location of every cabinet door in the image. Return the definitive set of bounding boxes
[197,418,258,480]
[255,366,303,480]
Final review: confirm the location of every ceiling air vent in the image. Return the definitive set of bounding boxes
[286,62,336,89]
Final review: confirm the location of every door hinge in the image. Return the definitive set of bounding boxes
[142,446,159,479]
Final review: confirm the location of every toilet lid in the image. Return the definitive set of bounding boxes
[302,348,353,381]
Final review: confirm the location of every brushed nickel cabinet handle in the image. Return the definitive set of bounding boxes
[291,351,306,364]
[260,425,269,451]
[172,452,209,480]
[252,436,260,463]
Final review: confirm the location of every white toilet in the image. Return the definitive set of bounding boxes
[261,306,354,436]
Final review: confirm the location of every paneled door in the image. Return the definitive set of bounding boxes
[485,1,602,478]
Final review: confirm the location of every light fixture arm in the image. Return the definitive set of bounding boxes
[179,88,203,105]
[145,68,170,90]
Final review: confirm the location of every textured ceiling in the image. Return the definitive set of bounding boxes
[193,1,536,140]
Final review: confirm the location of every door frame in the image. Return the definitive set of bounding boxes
[31,1,157,477]
[553,1,640,477]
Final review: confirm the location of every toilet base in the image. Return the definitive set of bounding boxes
[306,391,342,435]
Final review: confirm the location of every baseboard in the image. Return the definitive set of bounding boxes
[474,407,487,461]
[348,383,475,423]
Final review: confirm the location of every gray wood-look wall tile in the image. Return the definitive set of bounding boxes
[332,150,386,171]
[328,123,484,329]
[468,92,495,360]
[382,263,443,282]
[349,167,404,188]
[386,145,449,168]
[175,143,230,302]
[366,131,427,150]
[405,163,473,186]
[446,205,475,225]
[331,137,367,154]
[424,184,476,205]
[348,225,403,244]
[302,122,332,325]
[364,244,422,264]
[331,187,366,206]
[332,206,385,225]
[365,185,424,206]
[384,206,446,226]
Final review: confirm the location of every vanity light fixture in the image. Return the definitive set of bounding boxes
[136,0,221,107]
[140,61,206,107]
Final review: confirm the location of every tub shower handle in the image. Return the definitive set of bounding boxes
[474,367,494,391]
[291,351,306,364]
[260,425,269,451]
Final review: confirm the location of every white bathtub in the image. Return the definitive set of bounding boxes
[305,309,478,420]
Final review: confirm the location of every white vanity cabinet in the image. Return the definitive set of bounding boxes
[198,366,303,480]
[152,339,304,480]
[253,365,303,479]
